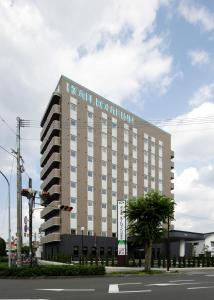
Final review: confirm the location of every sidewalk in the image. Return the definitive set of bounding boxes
[105,266,214,273]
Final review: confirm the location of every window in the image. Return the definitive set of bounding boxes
[102,203,107,209]
[133,145,137,151]
[102,160,107,167]
[100,247,105,256]
[73,246,79,256]
[144,138,148,144]
[112,137,117,143]
[112,164,117,170]
[102,175,107,181]
[151,153,155,160]
[88,200,93,206]
[102,132,107,139]
[71,197,76,204]
[71,135,76,141]
[88,170,93,177]
[71,181,76,188]
[88,111,93,119]
[112,177,117,183]
[101,146,107,153]
[71,119,76,126]
[88,126,93,133]
[133,158,137,163]
[144,175,148,180]
[88,141,93,148]
[124,155,128,160]
[124,194,128,199]
[102,217,107,223]
[124,181,128,186]
[71,213,76,219]
[108,247,112,255]
[112,233,116,238]
[71,150,76,157]
[112,150,117,156]
[83,246,88,255]
[124,168,128,173]
[151,141,155,147]
[159,179,162,184]
[151,165,155,171]
[112,218,117,224]
[102,189,106,195]
[88,185,93,192]
[144,150,148,156]
[71,229,76,235]
[112,122,117,128]
[88,230,93,236]
[101,231,107,237]
[144,187,148,192]
[102,118,107,126]
[70,103,76,111]
[71,166,76,172]
[133,171,137,176]
[144,162,148,168]
[112,204,117,210]
[124,142,128,148]
[112,191,117,197]
[88,215,93,221]
[151,177,155,182]
[133,133,137,139]
[88,156,93,162]
[133,183,137,189]
[124,129,129,135]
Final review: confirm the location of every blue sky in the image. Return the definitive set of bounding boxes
[1,0,214,241]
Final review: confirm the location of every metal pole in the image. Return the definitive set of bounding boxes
[28,178,33,266]
[167,216,170,271]
[0,171,11,268]
[16,117,22,267]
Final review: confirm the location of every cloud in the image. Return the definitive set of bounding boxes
[189,82,214,107]
[178,0,214,32]
[175,166,214,232]
[188,49,210,66]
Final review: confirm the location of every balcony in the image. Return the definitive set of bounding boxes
[41,168,60,191]
[40,217,60,231]
[171,150,174,159]
[41,104,61,140]
[171,182,174,190]
[171,161,174,169]
[41,152,61,180]
[40,121,61,154]
[40,137,61,167]
[41,200,60,219]
[171,171,174,180]
[41,232,60,244]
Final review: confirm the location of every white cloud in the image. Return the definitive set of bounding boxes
[188,49,210,66]
[178,0,214,31]
[175,166,214,232]
[190,82,214,107]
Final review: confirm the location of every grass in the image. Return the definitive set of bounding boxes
[107,270,164,276]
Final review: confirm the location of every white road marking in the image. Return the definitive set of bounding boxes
[188,286,214,290]
[36,288,95,292]
[169,280,195,282]
[108,284,151,294]
[205,274,214,277]
[147,282,201,286]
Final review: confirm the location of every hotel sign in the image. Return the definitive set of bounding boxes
[66,82,134,124]
[117,200,127,256]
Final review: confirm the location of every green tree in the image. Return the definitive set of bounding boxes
[126,191,175,271]
[0,237,6,256]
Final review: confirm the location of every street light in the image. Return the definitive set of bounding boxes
[81,227,85,257]
[0,171,11,268]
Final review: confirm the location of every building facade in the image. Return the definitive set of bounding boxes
[40,75,174,257]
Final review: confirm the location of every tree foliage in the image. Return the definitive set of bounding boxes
[126,191,175,270]
[0,237,6,256]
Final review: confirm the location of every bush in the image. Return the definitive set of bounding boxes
[0,256,8,263]
[0,264,105,277]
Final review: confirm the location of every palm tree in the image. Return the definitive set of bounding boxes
[126,191,175,271]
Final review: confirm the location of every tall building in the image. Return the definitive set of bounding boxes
[40,75,174,257]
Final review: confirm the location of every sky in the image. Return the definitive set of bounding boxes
[0,0,214,241]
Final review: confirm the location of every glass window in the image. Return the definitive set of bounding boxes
[112,164,117,170]
[112,204,117,210]
[71,181,76,188]
[88,126,93,133]
[102,132,107,139]
[102,175,107,181]
[102,189,106,195]
[71,197,76,204]
[88,200,93,206]
[112,191,117,197]
[71,213,76,219]
[88,230,93,236]
[133,170,137,176]
[151,177,155,182]
[71,135,76,141]
[88,156,93,162]
[101,231,107,237]
[100,247,105,256]
[71,150,76,157]
[88,215,93,221]
[102,203,107,209]
[112,150,117,156]
[133,133,137,139]
[144,150,148,156]
[144,175,148,180]
[151,153,155,159]
[124,168,128,173]
[102,160,107,167]
[112,137,117,143]
[102,217,106,223]
[133,145,137,151]
[102,118,107,126]
[88,111,93,118]
[112,177,117,183]
[71,119,76,126]
[124,194,128,199]
[124,181,128,186]
[88,141,93,148]
[124,155,128,160]
[88,185,93,192]
[124,129,129,135]
[144,138,148,144]
[112,122,117,128]
[70,103,76,111]
[73,245,79,256]
[101,146,107,152]
[144,162,148,168]
[88,170,93,177]
[71,166,76,172]
[112,218,117,224]
[124,142,128,148]
[151,141,155,147]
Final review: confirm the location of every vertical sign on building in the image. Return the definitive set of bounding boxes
[117,200,127,255]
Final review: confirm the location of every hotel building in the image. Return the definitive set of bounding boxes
[40,75,174,257]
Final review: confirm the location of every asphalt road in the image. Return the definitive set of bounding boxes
[1,270,214,300]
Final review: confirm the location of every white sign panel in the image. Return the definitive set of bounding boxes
[117,200,127,256]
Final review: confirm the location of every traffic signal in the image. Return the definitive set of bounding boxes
[59,205,73,212]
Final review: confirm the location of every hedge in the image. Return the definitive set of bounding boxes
[0,264,105,277]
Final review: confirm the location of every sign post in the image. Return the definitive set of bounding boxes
[117,200,128,266]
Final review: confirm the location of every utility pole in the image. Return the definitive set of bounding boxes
[16,117,22,267]
[28,178,33,264]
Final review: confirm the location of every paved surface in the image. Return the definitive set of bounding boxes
[1,270,214,299]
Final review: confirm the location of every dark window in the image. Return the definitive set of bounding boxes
[91,247,97,256]
[83,246,88,255]
[71,229,76,235]
[112,233,116,238]
[73,246,79,256]
[100,247,105,256]
[107,247,112,256]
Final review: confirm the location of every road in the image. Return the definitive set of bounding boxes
[1,270,214,299]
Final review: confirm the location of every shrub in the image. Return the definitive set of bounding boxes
[0,264,105,277]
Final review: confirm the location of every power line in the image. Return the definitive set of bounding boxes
[0,114,16,135]
[0,145,16,158]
